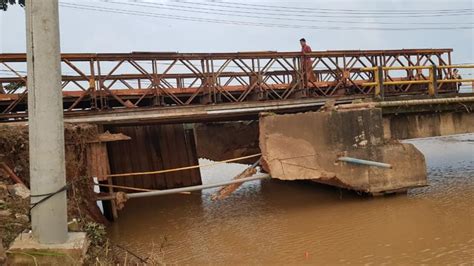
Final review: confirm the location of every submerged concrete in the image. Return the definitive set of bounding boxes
[259,108,427,193]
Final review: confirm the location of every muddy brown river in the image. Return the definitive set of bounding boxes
[109,134,474,264]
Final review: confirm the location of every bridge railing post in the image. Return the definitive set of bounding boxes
[429,64,438,97]
[199,59,213,104]
[375,66,384,99]
[89,59,98,110]
[294,57,304,94]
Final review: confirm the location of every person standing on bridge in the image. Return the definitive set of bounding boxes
[300,38,317,85]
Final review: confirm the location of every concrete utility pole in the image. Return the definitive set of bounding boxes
[26,0,67,244]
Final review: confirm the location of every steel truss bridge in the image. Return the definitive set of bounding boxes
[0,48,472,121]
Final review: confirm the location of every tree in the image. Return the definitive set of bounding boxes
[1,0,25,11]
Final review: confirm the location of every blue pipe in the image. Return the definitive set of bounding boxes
[338,157,392,169]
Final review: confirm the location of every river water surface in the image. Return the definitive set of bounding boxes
[109,134,474,264]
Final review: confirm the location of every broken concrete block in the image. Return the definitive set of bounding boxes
[259,108,427,193]
[7,184,30,199]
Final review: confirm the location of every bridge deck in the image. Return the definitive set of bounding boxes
[60,94,473,125]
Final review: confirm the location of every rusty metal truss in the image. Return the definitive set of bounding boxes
[0,48,459,117]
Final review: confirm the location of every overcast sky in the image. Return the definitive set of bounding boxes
[0,0,473,75]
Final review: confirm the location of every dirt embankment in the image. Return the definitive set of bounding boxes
[0,123,109,263]
[0,122,106,223]
[0,123,164,264]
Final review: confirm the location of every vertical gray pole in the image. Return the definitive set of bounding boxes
[26,0,68,244]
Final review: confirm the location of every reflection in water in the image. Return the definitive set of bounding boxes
[109,134,474,264]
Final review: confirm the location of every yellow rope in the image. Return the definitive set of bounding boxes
[94,182,191,194]
[106,153,261,178]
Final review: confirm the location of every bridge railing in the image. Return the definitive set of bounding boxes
[361,65,474,98]
[0,49,461,115]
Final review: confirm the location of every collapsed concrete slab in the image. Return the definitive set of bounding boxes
[259,108,427,193]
